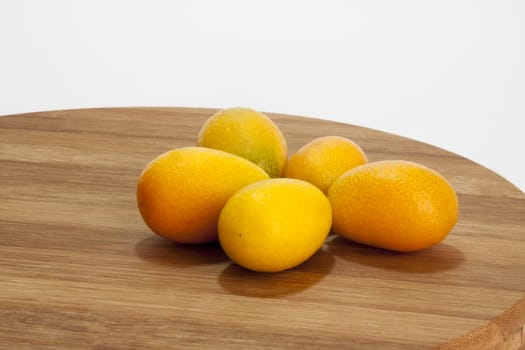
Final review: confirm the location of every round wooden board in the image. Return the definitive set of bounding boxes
[1,107,524,349]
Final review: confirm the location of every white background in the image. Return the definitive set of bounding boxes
[1,1,524,192]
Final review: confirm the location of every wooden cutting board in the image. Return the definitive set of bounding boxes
[1,107,524,349]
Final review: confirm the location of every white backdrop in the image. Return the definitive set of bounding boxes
[1,1,524,192]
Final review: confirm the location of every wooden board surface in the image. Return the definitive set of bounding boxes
[1,107,524,349]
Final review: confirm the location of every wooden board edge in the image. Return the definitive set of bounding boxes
[436,297,525,349]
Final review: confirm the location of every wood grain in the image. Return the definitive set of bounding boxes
[1,107,524,349]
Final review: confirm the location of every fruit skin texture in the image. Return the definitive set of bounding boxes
[218,178,332,272]
[136,147,269,243]
[327,160,459,252]
[284,135,368,193]
[197,107,288,178]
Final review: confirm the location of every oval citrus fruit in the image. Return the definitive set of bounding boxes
[197,107,288,177]
[136,147,269,243]
[284,135,368,193]
[218,178,332,272]
[327,160,459,252]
